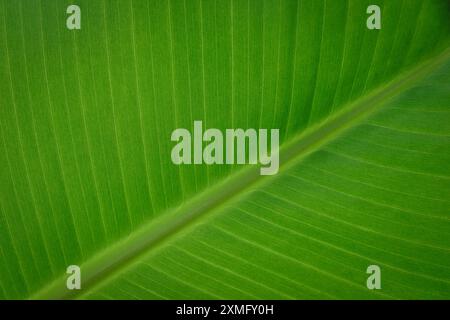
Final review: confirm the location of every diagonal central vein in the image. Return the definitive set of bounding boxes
[31,47,450,300]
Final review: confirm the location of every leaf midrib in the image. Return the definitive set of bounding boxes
[31,46,450,300]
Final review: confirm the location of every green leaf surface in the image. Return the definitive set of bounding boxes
[0,0,449,299]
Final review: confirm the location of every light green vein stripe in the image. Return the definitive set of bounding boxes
[30,46,450,300]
